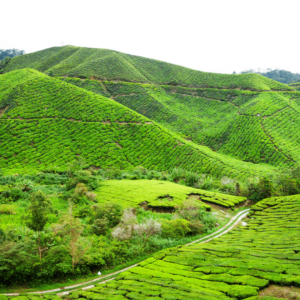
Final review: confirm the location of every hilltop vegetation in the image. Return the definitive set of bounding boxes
[1,46,291,91]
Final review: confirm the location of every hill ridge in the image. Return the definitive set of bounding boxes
[2,46,292,91]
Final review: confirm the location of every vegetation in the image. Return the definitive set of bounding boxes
[2,46,300,297]
[0,69,278,180]
[61,194,300,299]
[2,46,291,91]
[0,166,226,287]
[0,49,25,61]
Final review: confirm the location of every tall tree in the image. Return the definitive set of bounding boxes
[25,191,51,259]
[53,201,90,270]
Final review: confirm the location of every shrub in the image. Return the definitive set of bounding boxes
[110,209,137,240]
[74,205,92,218]
[188,219,205,235]
[161,219,191,238]
[104,167,122,179]
[247,176,274,203]
[111,226,132,241]
[92,218,109,236]
[93,202,123,227]
[185,171,200,187]
[66,170,99,191]
[0,204,16,214]
[1,188,28,202]
[175,199,205,221]
[133,218,161,243]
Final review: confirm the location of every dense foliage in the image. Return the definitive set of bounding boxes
[0,166,222,287]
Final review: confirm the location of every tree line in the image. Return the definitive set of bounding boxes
[0,49,25,61]
[236,68,300,84]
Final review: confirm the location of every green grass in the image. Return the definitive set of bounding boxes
[0,69,278,180]
[96,180,246,209]
[61,194,300,300]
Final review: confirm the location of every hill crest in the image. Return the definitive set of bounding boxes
[2,46,291,91]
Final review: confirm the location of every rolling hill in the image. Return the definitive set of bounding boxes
[0,69,276,179]
[3,46,300,170]
[1,45,292,91]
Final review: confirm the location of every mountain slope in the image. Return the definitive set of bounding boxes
[2,46,291,91]
[62,78,300,168]
[3,46,300,172]
[0,69,276,179]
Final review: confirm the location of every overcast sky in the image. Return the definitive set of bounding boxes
[2,0,299,74]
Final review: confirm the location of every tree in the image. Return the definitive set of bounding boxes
[53,201,89,270]
[48,70,54,77]
[0,49,25,61]
[25,191,51,259]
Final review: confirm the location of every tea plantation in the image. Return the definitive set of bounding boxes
[63,194,300,300]
[77,79,300,168]
[0,69,276,179]
[3,46,300,171]
[96,180,246,209]
[2,46,300,299]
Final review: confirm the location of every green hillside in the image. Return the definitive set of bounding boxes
[3,46,300,170]
[0,69,276,179]
[60,77,300,168]
[66,194,300,300]
[1,45,291,91]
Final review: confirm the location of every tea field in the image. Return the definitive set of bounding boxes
[0,69,277,180]
[86,80,300,168]
[64,194,300,300]
[3,46,300,172]
[1,46,300,299]
[96,180,246,209]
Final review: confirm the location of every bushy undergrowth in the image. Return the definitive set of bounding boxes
[0,164,220,287]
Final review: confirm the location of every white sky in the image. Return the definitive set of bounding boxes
[2,0,300,74]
